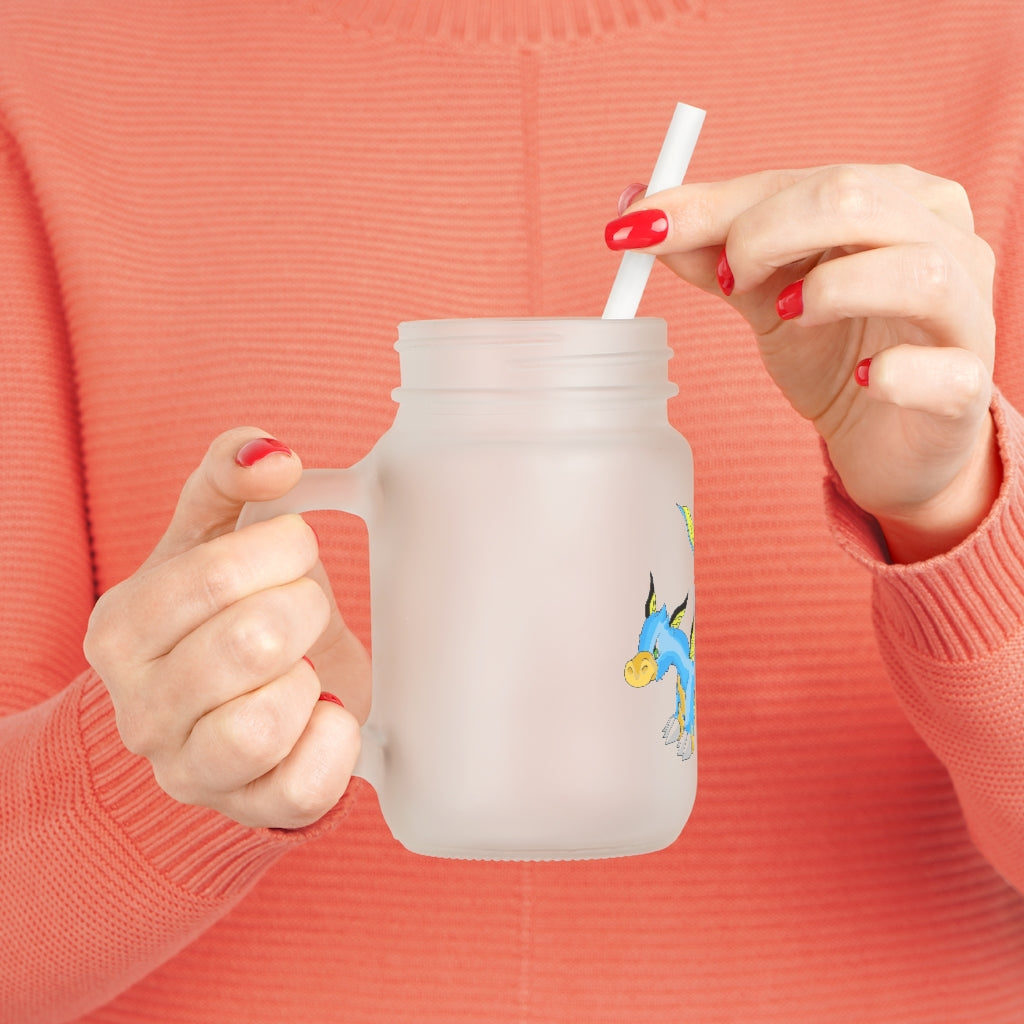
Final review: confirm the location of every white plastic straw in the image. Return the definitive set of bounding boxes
[602,102,706,319]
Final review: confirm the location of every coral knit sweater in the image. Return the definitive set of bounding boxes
[2,1,1023,1021]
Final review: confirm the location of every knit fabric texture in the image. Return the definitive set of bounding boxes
[1,1,1023,1021]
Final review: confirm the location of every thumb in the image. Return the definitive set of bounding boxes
[145,427,304,567]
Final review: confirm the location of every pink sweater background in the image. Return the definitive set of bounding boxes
[1,1,1023,1020]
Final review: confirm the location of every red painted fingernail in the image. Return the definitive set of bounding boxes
[302,655,316,672]
[855,358,872,387]
[604,208,669,250]
[716,247,734,296]
[235,437,293,468]
[318,691,345,708]
[616,182,648,216]
[776,279,804,320]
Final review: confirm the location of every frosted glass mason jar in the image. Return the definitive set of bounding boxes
[239,318,696,860]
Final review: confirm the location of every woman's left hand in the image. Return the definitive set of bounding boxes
[607,164,1000,562]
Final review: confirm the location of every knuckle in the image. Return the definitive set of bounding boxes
[938,176,971,214]
[885,161,915,179]
[219,577,328,677]
[916,352,991,421]
[973,235,996,281]
[281,715,359,826]
[83,587,130,669]
[222,608,290,674]
[766,167,802,195]
[947,355,989,407]
[908,243,953,297]
[278,763,336,826]
[928,174,975,232]
[221,696,292,769]
[821,165,879,224]
[81,619,107,672]
[196,550,247,612]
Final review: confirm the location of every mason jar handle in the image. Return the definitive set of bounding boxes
[235,466,374,528]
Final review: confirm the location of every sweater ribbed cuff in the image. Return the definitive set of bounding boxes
[77,669,355,903]
[825,391,1024,661]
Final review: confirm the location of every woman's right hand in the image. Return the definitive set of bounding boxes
[608,164,998,562]
[83,428,369,830]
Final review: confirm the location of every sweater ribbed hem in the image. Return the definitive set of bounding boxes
[825,391,1024,661]
[77,669,353,903]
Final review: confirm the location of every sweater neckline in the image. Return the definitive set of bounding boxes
[319,0,705,44]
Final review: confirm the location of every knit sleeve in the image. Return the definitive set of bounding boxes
[825,392,1024,894]
[0,130,350,1022]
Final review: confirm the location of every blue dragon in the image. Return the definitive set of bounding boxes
[623,505,695,759]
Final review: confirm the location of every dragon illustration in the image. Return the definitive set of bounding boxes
[623,505,695,760]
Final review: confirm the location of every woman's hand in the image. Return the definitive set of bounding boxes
[607,164,1000,562]
[84,428,369,829]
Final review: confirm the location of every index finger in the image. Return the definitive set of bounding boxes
[625,163,976,257]
[115,513,320,662]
